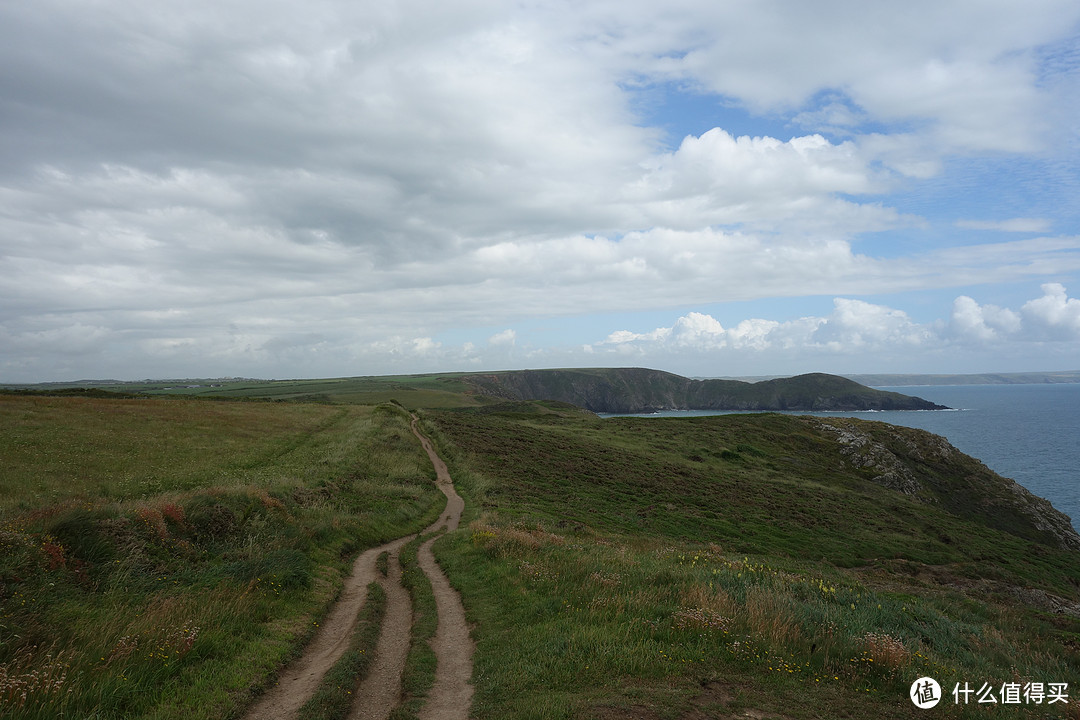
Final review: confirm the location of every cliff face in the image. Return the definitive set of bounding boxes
[807,416,1080,551]
[462,368,947,413]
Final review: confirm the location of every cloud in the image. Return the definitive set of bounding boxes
[600,300,931,355]
[956,218,1052,233]
[632,129,906,232]
[488,329,516,346]
[1021,283,1080,339]
[950,296,1021,341]
[810,299,931,350]
[599,285,1080,359]
[1,1,1079,381]
[670,312,725,348]
[641,0,1079,153]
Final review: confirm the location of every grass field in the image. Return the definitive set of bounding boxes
[0,394,444,719]
[2,389,1078,719]
[421,404,1080,719]
[4,373,491,409]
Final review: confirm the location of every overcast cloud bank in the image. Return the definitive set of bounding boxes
[2,1,1079,381]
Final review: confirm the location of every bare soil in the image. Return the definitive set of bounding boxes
[411,415,474,719]
[242,536,410,720]
[348,540,412,720]
[243,415,473,720]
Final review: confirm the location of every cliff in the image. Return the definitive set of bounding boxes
[460,368,947,413]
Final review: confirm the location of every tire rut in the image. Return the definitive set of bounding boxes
[348,542,412,720]
[243,414,473,720]
[410,417,474,720]
[242,536,409,720]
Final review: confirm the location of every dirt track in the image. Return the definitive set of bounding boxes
[411,417,473,720]
[243,414,472,720]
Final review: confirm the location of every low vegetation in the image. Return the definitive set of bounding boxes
[0,395,443,719]
[422,404,1080,718]
[2,382,1078,719]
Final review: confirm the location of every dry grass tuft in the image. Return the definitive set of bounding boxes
[469,519,564,556]
[0,648,70,709]
[742,586,802,647]
[863,632,910,671]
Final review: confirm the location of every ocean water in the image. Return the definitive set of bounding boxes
[602,384,1080,527]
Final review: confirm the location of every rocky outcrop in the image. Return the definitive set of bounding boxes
[1008,587,1080,618]
[809,418,924,496]
[805,417,1080,552]
[1001,478,1080,551]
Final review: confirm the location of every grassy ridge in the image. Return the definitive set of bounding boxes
[456,368,945,412]
[425,404,1080,718]
[4,367,945,412]
[0,396,444,719]
[5,374,490,409]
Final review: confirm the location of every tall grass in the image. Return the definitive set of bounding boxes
[434,518,1078,718]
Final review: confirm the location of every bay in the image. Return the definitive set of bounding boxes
[601,383,1080,527]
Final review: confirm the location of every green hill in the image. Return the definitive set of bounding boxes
[459,368,947,413]
[3,368,947,413]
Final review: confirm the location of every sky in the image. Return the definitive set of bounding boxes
[2,0,1080,383]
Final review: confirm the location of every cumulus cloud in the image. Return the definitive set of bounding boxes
[950,296,1022,341]
[488,329,517,346]
[810,299,932,349]
[1022,283,1080,339]
[601,300,930,355]
[630,129,909,232]
[599,285,1080,360]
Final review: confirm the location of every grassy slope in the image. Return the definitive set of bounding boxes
[0,395,445,719]
[423,404,1080,719]
[4,385,1079,719]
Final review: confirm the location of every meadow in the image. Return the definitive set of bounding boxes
[421,403,1080,719]
[0,393,444,719]
[2,386,1078,719]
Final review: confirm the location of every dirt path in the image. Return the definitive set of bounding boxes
[410,417,474,720]
[410,415,464,535]
[348,542,412,720]
[242,536,410,720]
[244,414,473,720]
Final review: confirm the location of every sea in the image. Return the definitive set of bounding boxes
[601,384,1080,528]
